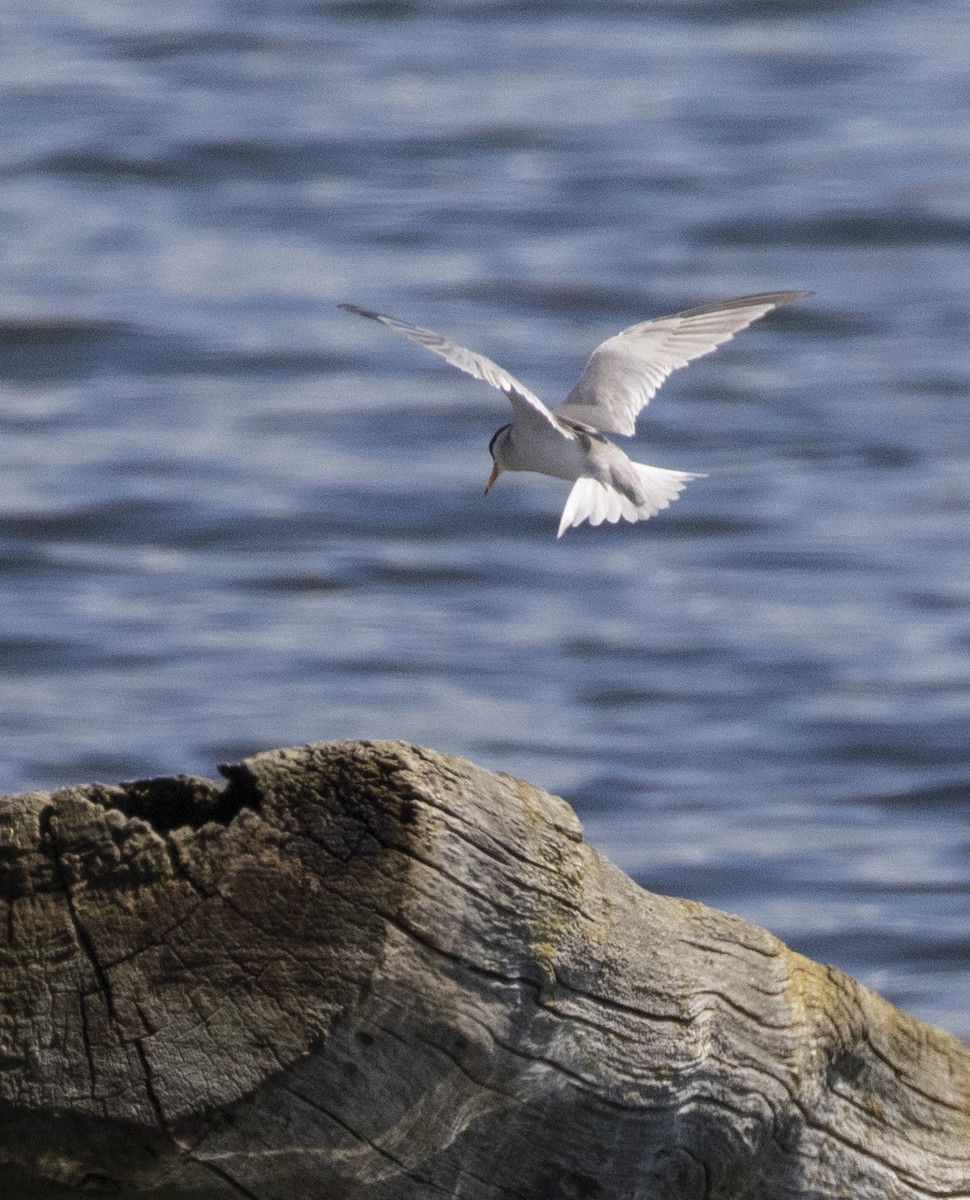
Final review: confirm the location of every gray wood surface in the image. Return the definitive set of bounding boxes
[1,740,967,1198]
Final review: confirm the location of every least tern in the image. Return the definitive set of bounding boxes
[340,291,809,537]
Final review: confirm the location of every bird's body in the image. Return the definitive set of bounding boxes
[341,290,809,536]
[489,417,592,481]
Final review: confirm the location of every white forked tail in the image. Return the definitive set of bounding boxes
[556,464,703,538]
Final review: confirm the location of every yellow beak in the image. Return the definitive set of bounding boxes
[484,463,502,494]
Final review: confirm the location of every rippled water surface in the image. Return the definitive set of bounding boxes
[1,0,969,1039]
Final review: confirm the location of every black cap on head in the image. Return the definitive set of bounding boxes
[488,424,511,458]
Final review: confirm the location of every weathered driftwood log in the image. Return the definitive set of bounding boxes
[0,740,967,1199]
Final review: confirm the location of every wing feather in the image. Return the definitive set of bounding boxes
[340,304,572,439]
[554,290,811,436]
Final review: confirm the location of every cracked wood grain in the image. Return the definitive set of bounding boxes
[0,739,967,1199]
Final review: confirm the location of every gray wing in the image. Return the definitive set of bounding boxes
[554,291,811,436]
[340,304,573,440]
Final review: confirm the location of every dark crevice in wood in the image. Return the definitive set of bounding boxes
[91,775,241,833]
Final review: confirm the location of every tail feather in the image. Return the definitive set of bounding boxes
[556,463,703,538]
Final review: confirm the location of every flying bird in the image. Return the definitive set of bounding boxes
[340,291,810,537]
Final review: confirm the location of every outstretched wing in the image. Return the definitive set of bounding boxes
[340,304,573,439]
[554,291,811,436]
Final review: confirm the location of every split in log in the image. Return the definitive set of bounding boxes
[0,739,968,1199]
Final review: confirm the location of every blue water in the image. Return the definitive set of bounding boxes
[1,0,968,1040]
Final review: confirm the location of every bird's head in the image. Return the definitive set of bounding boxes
[485,424,511,493]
